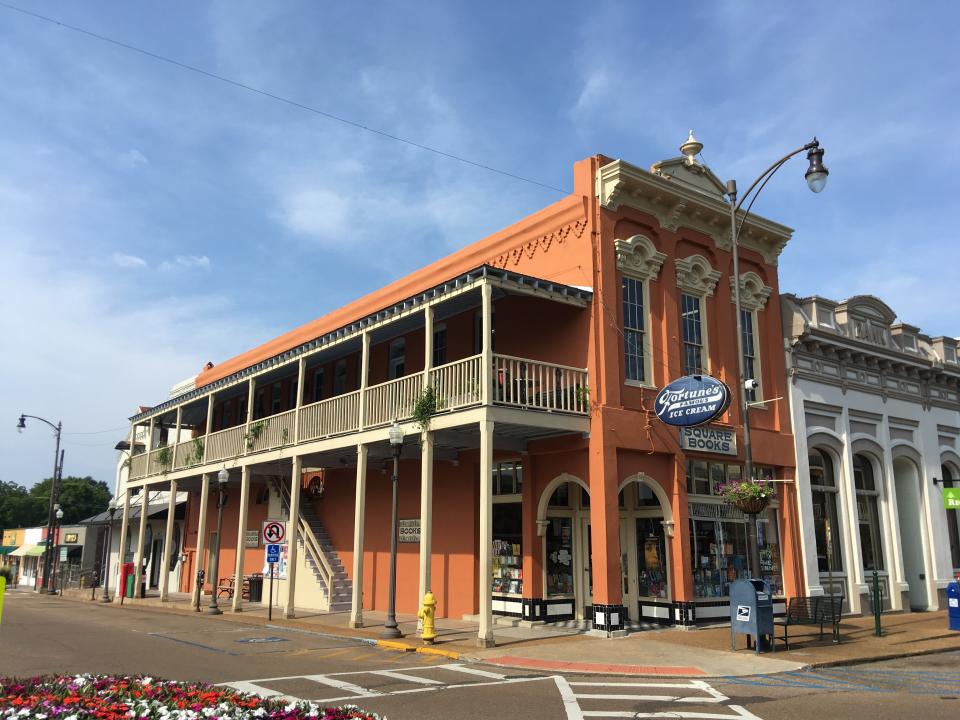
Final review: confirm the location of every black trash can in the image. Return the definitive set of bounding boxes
[247,575,264,603]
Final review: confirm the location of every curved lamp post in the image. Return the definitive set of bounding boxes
[17,414,63,594]
[207,468,229,615]
[381,422,404,639]
[721,137,829,578]
[101,498,118,602]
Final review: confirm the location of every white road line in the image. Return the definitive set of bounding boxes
[369,669,444,685]
[554,676,586,720]
[301,674,379,697]
[439,663,507,680]
[222,681,300,703]
[582,711,761,719]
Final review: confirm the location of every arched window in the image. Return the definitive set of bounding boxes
[854,455,884,572]
[809,449,842,572]
[944,464,960,570]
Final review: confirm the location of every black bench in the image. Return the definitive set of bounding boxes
[774,596,843,649]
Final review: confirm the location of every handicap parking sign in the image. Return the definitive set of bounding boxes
[266,543,281,563]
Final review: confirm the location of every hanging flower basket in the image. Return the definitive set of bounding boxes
[732,495,770,515]
[718,479,773,515]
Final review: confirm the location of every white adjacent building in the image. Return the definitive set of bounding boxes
[783,294,960,614]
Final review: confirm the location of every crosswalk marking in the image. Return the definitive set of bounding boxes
[222,680,298,702]
[562,678,759,720]
[369,669,444,685]
[439,663,507,680]
[302,674,379,696]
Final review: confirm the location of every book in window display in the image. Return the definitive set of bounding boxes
[491,538,523,595]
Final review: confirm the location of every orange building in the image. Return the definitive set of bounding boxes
[119,136,802,642]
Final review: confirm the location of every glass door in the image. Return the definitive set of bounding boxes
[578,518,593,619]
[636,518,668,600]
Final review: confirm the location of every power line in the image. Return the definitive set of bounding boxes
[0,2,569,195]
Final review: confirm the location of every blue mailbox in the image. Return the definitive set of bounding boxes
[730,578,774,654]
[948,580,960,632]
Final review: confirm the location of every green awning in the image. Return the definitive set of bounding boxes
[23,545,46,557]
[0,545,18,555]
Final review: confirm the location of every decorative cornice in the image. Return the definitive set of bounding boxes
[731,271,772,311]
[675,254,721,296]
[489,218,587,269]
[596,159,793,265]
[615,234,666,280]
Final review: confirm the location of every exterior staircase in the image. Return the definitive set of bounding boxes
[269,478,352,612]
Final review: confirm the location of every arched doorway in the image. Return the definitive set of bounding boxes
[893,455,929,609]
[538,474,590,621]
[618,474,673,624]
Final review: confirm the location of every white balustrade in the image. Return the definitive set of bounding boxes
[206,425,245,463]
[429,355,482,411]
[174,438,204,470]
[247,409,296,453]
[298,390,361,442]
[492,354,589,414]
[128,453,148,480]
[364,374,423,428]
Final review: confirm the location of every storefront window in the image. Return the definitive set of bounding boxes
[545,517,574,596]
[688,503,783,597]
[636,518,667,598]
[854,455,884,572]
[810,449,843,572]
[493,461,522,496]
[549,483,570,507]
[492,502,522,595]
[686,461,775,496]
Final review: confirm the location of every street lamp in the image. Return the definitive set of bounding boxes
[724,137,829,578]
[17,413,63,594]
[101,498,118,602]
[381,421,404,639]
[207,468,229,615]
[54,506,64,594]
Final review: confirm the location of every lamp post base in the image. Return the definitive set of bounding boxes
[207,606,223,616]
[380,619,402,639]
[100,596,113,603]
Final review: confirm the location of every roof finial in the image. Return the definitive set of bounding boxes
[680,130,703,166]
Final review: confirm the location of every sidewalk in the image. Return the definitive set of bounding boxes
[58,589,960,677]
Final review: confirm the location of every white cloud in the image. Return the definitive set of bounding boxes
[112,252,147,268]
[119,148,148,169]
[175,255,211,269]
[276,188,351,242]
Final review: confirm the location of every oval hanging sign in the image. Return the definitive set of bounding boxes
[654,375,731,427]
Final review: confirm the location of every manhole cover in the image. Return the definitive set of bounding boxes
[235,636,289,644]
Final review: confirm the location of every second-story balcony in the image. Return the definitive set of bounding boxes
[126,266,593,483]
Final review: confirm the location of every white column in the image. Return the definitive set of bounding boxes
[134,485,150,598]
[203,395,214,462]
[146,418,156,452]
[418,430,434,629]
[838,408,864,613]
[294,358,306,442]
[424,306,434,382]
[159,479,178,601]
[787,388,824,597]
[173,407,183,464]
[232,465,251,612]
[358,331,371,429]
[349,444,368,628]
[285,455,302,618]
[481,282,493,405]
[192,473,210,608]
[880,415,906,611]
[477,418,494,647]
[116,491,131,598]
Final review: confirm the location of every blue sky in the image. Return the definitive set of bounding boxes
[2,1,957,491]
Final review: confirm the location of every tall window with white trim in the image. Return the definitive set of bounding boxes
[681,293,705,375]
[623,276,647,383]
[809,449,842,573]
[854,454,884,572]
[740,309,760,402]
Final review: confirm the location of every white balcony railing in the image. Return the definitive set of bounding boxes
[128,353,587,480]
[247,409,296,454]
[206,425,245,463]
[492,354,589,414]
[430,356,481,411]
[364,374,423,428]
[299,390,361,442]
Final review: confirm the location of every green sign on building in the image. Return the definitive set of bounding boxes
[944,487,960,510]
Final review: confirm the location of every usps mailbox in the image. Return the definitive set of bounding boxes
[948,580,960,632]
[730,578,774,654]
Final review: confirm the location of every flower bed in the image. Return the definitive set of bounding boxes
[0,674,384,720]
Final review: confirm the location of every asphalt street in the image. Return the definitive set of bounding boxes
[1,590,958,719]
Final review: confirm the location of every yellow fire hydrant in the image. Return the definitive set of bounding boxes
[418,590,437,644]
